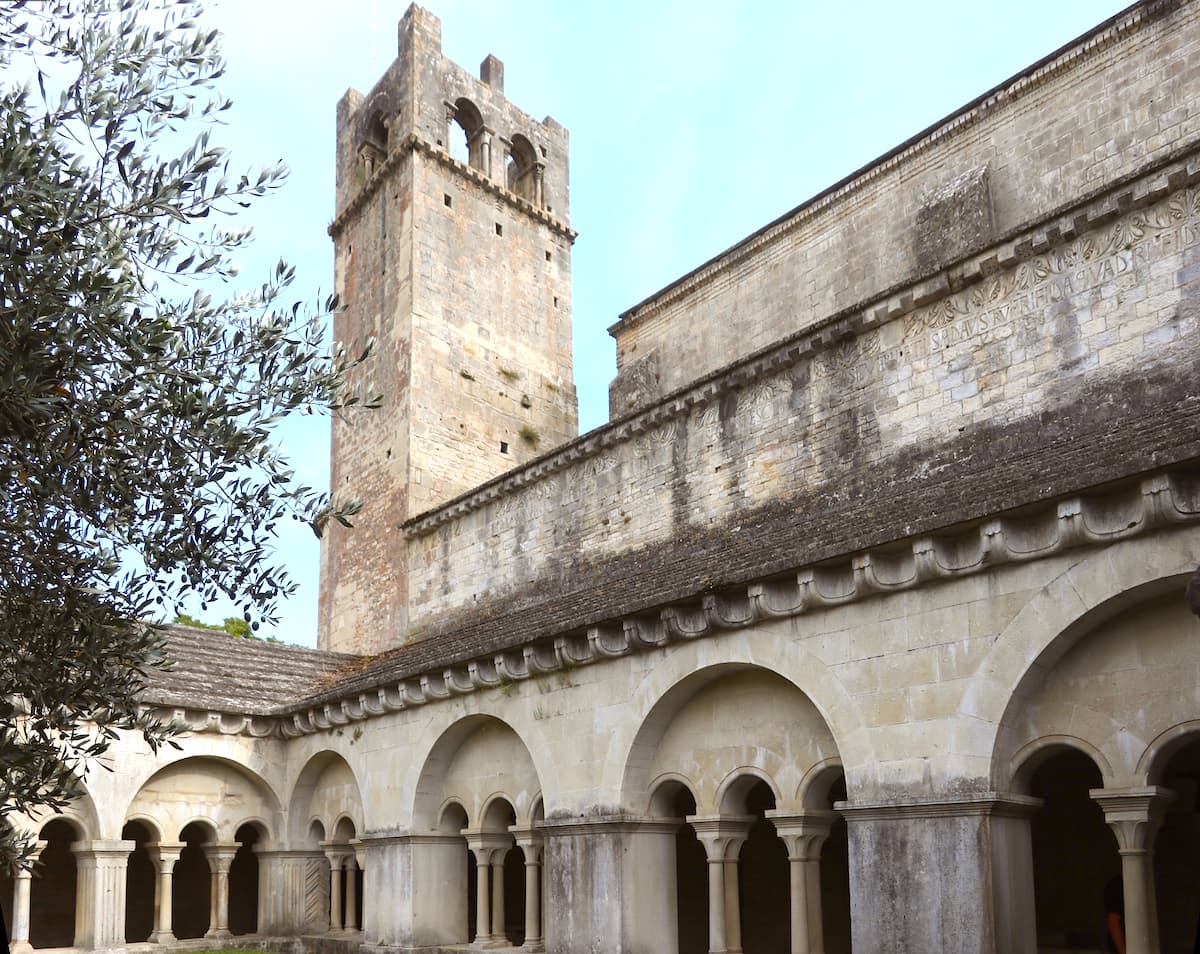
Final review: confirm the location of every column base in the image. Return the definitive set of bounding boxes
[149,930,177,944]
[205,928,233,939]
[10,942,33,954]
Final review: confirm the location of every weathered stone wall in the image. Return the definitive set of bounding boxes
[405,163,1200,633]
[608,1,1200,414]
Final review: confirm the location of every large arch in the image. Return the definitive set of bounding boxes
[961,526,1200,789]
[287,750,365,847]
[621,659,850,954]
[410,715,544,949]
[614,626,865,811]
[125,755,283,845]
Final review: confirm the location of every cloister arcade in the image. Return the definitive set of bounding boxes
[7,561,1200,953]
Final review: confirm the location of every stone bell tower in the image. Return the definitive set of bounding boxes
[318,4,578,655]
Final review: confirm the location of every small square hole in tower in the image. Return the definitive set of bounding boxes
[444,193,452,207]
[495,222,503,236]
[545,250,552,262]
[500,441,509,454]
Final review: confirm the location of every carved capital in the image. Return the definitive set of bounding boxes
[462,828,513,864]
[765,810,837,861]
[146,841,185,871]
[1089,786,1174,852]
[688,815,753,862]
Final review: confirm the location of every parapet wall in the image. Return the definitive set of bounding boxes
[402,148,1200,634]
[607,0,1200,416]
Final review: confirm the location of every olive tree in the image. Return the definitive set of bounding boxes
[0,0,374,865]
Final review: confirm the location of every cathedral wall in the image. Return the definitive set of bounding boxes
[404,166,1200,634]
[607,1,1200,413]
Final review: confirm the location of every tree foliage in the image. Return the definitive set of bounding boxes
[0,0,375,865]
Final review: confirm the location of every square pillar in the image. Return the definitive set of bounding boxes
[837,793,1041,954]
[254,848,320,935]
[72,839,136,950]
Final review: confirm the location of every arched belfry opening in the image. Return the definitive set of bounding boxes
[451,97,486,170]
[506,133,539,204]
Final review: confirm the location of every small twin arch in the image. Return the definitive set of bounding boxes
[436,792,544,835]
[647,757,846,819]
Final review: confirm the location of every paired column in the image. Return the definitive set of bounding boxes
[690,816,752,954]
[344,845,363,933]
[511,827,545,949]
[322,843,353,932]
[463,830,513,947]
[147,842,184,944]
[769,811,836,954]
[9,841,44,954]
[203,843,239,939]
[1091,786,1173,954]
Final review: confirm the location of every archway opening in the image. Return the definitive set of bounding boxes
[122,820,156,942]
[173,821,212,939]
[506,134,537,202]
[1153,735,1200,950]
[653,781,707,954]
[504,844,526,947]
[1028,747,1114,950]
[737,779,789,954]
[451,98,483,169]
[229,823,261,936]
[819,774,852,954]
[30,819,77,949]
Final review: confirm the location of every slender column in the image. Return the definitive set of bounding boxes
[479,128,493,178]
[475,850,492,942]
[769,812,836,954]
[691,816,752,954]
[344,856,359,932]
[9,841,44,954]
[511,827,545,949]
[323,845,347,932]
[464,830,511,946]
[203,844,238,939]
[1091,787,1173,954]
[147,842,184,944]
[490,850,507,942]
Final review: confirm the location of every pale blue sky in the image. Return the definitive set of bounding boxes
[190,0,1131,645]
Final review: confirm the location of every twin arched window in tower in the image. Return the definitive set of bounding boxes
[353,97,548,210]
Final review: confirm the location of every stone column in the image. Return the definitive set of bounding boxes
[490,849,507,943]
[350,838,367,935]
[1091,786,1174,954]
[147,842,184,944]
[203,843,239,939]
[73,839,136,950]
[769,811,836,954]
[9,841,44,954]
[511,826,545,950]
[322,843,351,932]
[533,164,545,208]
[690,816,752,954]
[479,128,493,178]
[464,830,511,947]
[344,855,359,932]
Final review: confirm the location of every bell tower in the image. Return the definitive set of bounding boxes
[318,4,578,655]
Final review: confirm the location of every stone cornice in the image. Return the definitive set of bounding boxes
[403,146,1200,539]
[835,792,1045,821]
[327,132,576,241]
[609,0,1186,337]
[162,466,1200,738]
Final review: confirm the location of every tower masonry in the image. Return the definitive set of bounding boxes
[319,4,578,655]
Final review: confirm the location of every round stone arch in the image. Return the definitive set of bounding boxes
[716,766,783,815]
[1136,719,1200,783]
[126,755,283,845]
[286,750,364,848]
[612,626,869,813]
[400,704,559,830]
[16,775,101,842]
[410,713,543,830]
[1009,735,1116,793]
[959,526,1200,790]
